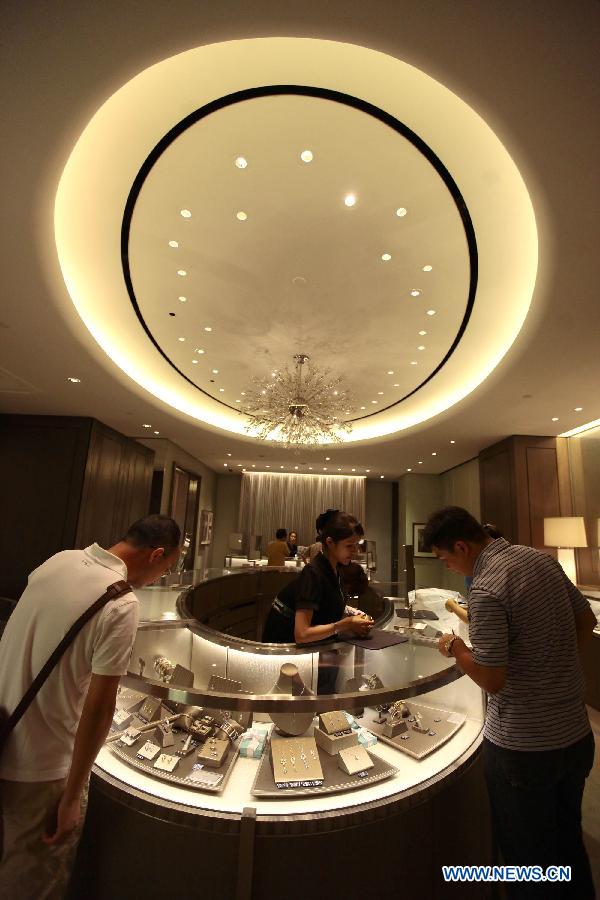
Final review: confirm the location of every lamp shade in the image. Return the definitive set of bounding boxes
[543,517,587,548]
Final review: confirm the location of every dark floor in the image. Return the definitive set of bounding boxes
[583,706,600,889]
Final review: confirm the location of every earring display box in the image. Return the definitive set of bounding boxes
[364,702,466,759]
[110,722,243,793]
[251,730,397,798]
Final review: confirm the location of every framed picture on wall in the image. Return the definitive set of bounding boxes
[199,509,214,545]
[412,522,436,558]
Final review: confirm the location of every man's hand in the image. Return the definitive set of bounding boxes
[438,633,464,657]
[42,792,81,846]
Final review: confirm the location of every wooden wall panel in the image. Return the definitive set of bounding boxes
[525,446,561,549]
[479,440,516,542]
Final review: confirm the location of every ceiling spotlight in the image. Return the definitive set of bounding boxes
[423,265,433,272]
[308,466,312,470]
[241,391,246,396]
[177,269,187,277]
[142,424,151,428]
[179,296,187,302]
[204,326,212,332]
[410,361,418,365]
[407,468,412,472]
[67,377,81,383]
[219,388,225,393]
[223,463,227,467]
[417,345,426,351]
[168,240,179,248]
[366,469,370,473]
[371,400,377,404]
[395,207,407,217]
[192,360,198,365]
[212,369,219,374]
[552,417,559,422]
[178,337,185,342]
[394,383,399,387]
[238,464,243,468]
[295,465,299,470]
[410,289,421,297]
[195,348,205,354]
[265,464,270,468]
[380,475,384,479]
[352,468,356,472]
[450,439,456,444]
[426,309,436,316]
[325,456,331,461]
[432,452,437,456]
[378,391,384,395]
[418,330,427,336]
[574,407,583,412]
[323,467,328,471]
[180,209,192,218]
[153,430,160,435]
[300,150,313,162]
[360,406,366,410]
[344,194,357,207]
[235,156,248,169]
[227,452,232,457]
[387,370,394,375]
[381,253,392,261]
[418,461,423,464]
[280,465,284,469]
[337,468,341,472]
[236,211,248,221]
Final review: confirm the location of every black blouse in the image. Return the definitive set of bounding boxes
[262,552,347,643]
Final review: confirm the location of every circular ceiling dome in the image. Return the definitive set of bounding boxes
[55,38,537,444]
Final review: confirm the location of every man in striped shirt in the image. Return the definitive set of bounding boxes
[423,506,596,898]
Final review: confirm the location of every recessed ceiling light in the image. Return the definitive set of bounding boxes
[308,466,313,470]
[192,359,198,365]
[235,156,248,169]
[169,240,179,248]
[378,391,384,395]
[242,469,246,473]
[418,461,423,464]
[337,468,341,472]
[380,475,384,479]
[235,399,241,403]
[574,407,583,412]
[426,309,436,316]
[450,440,456,444]
[432,452,437,456]
[360,406,366,410]
[204,326,212,332]
[223,463,227,467]
[418,345,426,351]
[366,469,370,473]
[552,417,559,422]
[410,361,418,365]
[195,348,204,354]
[180,209,192,218]
[67,377,81,383]
[219,388,225,392]
[371,400,377,404]
[238,464,243,467]
[407,468,412,471]
[352,468,356,472]
[394,383,399,387]
[280,465,284,469]
[300,150,313,162]
[227,453,232,457]
[410,289,421,297]
[212,369,219,374]
[333,390,338,396]
[265,464,270,468]
[236,211,248,221]
[323,467,327,471]
[423,265,433,272]
[153,430,160,435]
[295,466,299,470]
[252,464,255,467]
[418,330,427,336]
[178,337,185,342]
[344,193,357,207]
[241,391,246,396]
[325,457,331,461]
[177,269,187,277]
[381,253,392,261]
[142,424,151,428]
[387,370,394,375]
[179,296,187,302]
[396,207,407,217]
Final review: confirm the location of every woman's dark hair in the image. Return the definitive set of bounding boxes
[483,523,503,539]
[275,527,288,540]
[316,509,356,547]
[124,515,181,554]
[422,507,487,552]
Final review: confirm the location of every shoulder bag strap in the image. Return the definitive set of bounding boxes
[0,579,131,745]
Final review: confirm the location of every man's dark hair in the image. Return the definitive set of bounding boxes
[422,506,487,552]
[275,527,287,540]
[124,515,181,554]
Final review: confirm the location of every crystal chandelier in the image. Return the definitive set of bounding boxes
[243,354,353,447]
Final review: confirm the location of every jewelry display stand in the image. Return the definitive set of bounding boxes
[269,662,315,736]
[364,702,466,759]
[251,728,397,797]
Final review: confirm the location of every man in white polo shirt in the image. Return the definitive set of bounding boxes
[0,514,181,899]
[423,506,596,899]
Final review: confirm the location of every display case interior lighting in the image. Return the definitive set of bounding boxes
[543,517,588,584]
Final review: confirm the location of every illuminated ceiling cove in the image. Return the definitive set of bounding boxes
[55,38,538,446]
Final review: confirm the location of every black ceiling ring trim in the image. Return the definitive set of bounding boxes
[121,84,478,422]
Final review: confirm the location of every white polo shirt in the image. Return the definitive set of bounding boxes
[0,544,138,781]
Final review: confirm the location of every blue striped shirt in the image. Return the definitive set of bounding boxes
[469,538,591,751]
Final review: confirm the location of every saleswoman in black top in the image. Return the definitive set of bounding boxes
[262,510,373,645]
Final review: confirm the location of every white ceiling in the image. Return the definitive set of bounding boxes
[1,1,599,480]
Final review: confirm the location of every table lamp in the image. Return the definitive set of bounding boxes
[543,517,587,584]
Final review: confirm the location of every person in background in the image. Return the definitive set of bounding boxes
[266,528,289,566]
[286,530,298,558]
[423,506,596,898]
[0,515,181,900]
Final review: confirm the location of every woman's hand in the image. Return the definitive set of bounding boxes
[337,614,373,637]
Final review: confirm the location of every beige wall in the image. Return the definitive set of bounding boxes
[211,474,243,569]
[439,458,481,591]
[365,480,393,582]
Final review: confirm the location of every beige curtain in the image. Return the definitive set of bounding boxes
[238,473,366,549]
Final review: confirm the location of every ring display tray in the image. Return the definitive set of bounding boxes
[111,723,239,793]
[365,703,465,759]
[251,733,397,798]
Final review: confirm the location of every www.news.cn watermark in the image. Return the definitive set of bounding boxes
[443,865,571,883]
